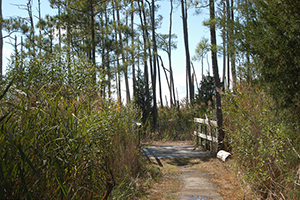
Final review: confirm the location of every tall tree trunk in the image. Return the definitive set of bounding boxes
[21,37,24,86]
[230,0,236,89]
[201,53,204,80]
[58,3,62,67]
[226,0,230,89]
[222,1,226,88]
[66,2,71,84]
[113,5,121,103]
[142,0,153,96]
[0,0,2,80]
[14,36,18,79]
[100,9,108,99]
[138,0,150,118]
[27,0,35,58]
[116,1,130,103]
[102,5,111,99]
[209,0,224,149]
[181,0,193,105]
[131,2,136,98]
[90,0,96,84]
[158,55,171,93]
[38,0,42,57]
[245,0,251,83]
[106,8,111,98]
[168,0,176,107]
[191,61,198,89]
[157,57,163,108]
[151,0,157,129]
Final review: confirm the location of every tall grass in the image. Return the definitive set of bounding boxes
[0,79,152,199]
[149,96,217,142]
[223,82,300,199]
[150,101,193,141]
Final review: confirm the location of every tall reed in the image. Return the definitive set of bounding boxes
[0,80,146,199]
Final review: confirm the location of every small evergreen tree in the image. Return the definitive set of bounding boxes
[194,75,223,116]
[133,69,153,124]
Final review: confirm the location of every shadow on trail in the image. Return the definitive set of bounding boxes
[165,156,213,167]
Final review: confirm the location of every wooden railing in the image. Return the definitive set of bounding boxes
[194,115,218,152]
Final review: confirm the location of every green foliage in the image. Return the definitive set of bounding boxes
[223,83,300,199]
[194,75,215,108]
[133,69,153,124]
[192,37,209,62]
[236,0,300,116]
[193,75,223,117]
[156,33,178,53]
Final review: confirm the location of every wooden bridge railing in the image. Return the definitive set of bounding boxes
[194,115,218,152]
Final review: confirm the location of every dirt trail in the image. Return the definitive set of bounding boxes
[143,141,254,200]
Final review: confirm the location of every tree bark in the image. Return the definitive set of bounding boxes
[222,1,226,88]
[105,7,111,98]
[141,1,155,116]
[181,0,193,105]
[226,0,230,89]
[157,57,163,108]
[131,1,136,98]
[230,0,236,89]
[27,0,35,58]
[168,0,176,107]
[0,0,2,80]
[209,0,224,149]
[90,0,96,84]
[38,0,42,57]
[138,0,150,117]
[158,55,171,92]
[151,0,157,129]
[113,4,121,102]
[66,1,71,84]
[116,1,130,103]
[191,61,198,89]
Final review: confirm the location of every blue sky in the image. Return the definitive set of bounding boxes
[3,0,222,103]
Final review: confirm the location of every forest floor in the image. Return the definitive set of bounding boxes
[142,141,258,200]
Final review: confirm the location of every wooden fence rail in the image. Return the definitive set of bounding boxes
[194,115,218,152]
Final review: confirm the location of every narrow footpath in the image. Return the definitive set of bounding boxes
[142,141,255,200]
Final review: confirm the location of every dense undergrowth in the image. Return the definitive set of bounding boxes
[223,83,300,199]
[154,101,195,141]
[2,60,299,200]
[0,79,161,199]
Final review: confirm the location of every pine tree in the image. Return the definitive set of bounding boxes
[209,0,224,148]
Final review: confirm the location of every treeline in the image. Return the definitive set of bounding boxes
[1,0,181,131]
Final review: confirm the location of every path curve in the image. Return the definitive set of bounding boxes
[143,143,223,200]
